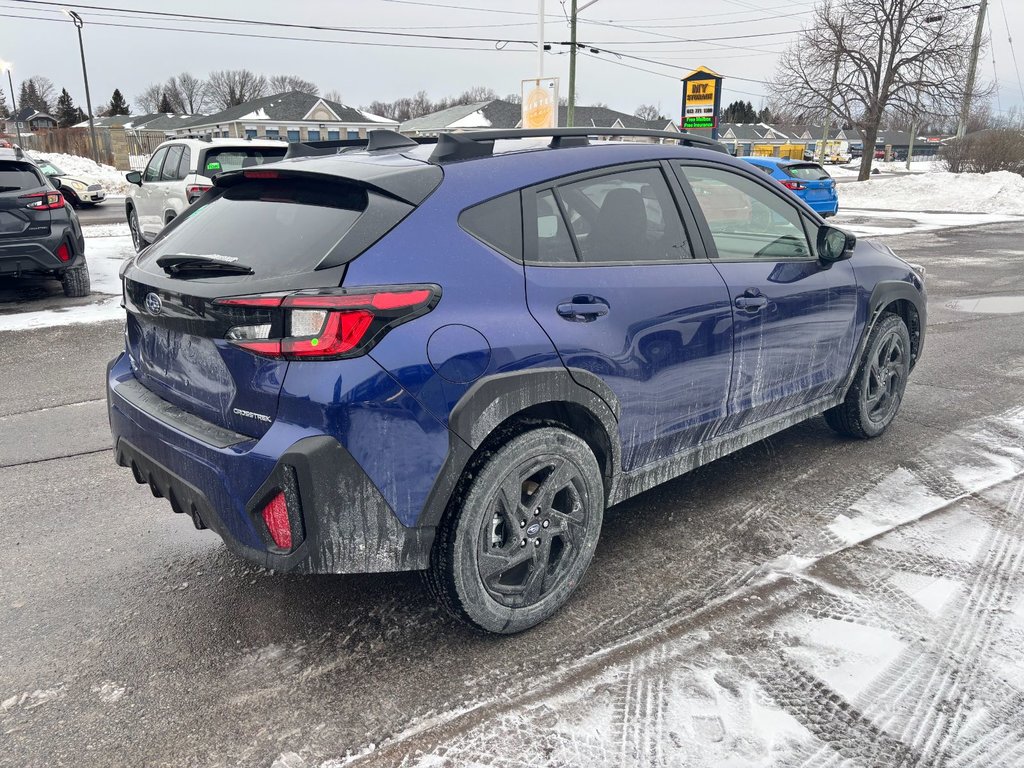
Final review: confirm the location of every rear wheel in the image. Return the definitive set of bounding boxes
[426,427,605,634]
[825,313,910,438]
[60,262,91,298]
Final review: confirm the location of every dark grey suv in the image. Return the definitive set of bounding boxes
[0,147,89,297]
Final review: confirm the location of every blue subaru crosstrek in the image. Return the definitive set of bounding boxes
[741,155,840,217]
[107,128,925,633]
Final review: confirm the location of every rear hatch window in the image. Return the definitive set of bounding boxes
[0,161,44,192]
[200,147,288,175]
[0,161,49,239]
[140,178,367,277]
[782,163,831,181]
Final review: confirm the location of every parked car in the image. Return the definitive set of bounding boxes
[124,138,288,251]
[107,128,926,634]
[740,156,840,217]
[31,157,107,208]
[0,146,89,297]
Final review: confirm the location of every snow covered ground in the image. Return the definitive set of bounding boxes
[838,170,1024,215]
[28,151,131,196]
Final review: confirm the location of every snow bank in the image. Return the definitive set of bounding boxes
[839,170,1024,214]
[28,151,130,195]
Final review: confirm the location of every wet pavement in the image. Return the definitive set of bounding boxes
[1,220,1023,767]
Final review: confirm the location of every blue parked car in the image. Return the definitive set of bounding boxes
[107,128,925,633]
[741,156,840,217]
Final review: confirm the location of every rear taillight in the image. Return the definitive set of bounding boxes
[261,492,292,550]
[781,180,807,191]
[186,184,212,204]
[215,285,439,360]
[21,190,65,210]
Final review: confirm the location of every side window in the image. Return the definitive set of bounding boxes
[459,192,523,260]
[556,167,691,263]
[679,165,813,260]
[176,147,192,180]
[160,146,184,181]
[144,147,168,183]
[532,189,577,264]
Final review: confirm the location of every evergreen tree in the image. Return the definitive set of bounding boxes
[55,88,79,128]
[757,106,774,124]
[721,100,759,122]
[107,88,130,115]
[157,91,172,113]
[0,85,10,119]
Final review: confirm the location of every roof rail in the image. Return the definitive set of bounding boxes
[428,127,729,163]
[283,129,429,160]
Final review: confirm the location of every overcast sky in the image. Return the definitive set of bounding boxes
[2,0,1022,119]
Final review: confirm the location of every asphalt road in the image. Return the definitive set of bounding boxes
[1,221,1023,767]
[75,199,126,227]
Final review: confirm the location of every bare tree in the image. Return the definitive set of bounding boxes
[26,75,56,112]
[136,83,163,114]
[322,89,344,104]
[207,69,268,110]
[268,75,319,95]
[770,0,976,180]
[634,104,667,122]
[163,73,207,114]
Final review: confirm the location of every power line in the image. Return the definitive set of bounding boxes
[997,0,1024,102]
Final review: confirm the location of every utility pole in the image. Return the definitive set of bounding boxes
[4,65,22,147]
[956,0,988,139]
[817,17,844,165]
[567,0,600,128]
[64,9,100,164]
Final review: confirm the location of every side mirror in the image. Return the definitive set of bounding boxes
[125,171,142,186]
[817,225,855,263]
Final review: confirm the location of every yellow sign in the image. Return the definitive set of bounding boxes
[522,77,559,129]
[686,79,716,105]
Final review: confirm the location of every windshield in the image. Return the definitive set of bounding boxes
[783,163,831,181]
[142,178,368,277]
[36,160,64,176]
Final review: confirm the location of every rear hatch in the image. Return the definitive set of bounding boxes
[121,167,432,437]
[0,161,53,239]
[781,162,835,201]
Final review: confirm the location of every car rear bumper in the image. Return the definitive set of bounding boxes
[805,197,839,215]
[107,353,434,574]
[0,236,84,275]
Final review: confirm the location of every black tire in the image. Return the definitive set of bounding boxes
[128,205,147,251]
[64,190,81,209]
[825,313,910,439]
[60,262,91,298]
[425,427,605,634]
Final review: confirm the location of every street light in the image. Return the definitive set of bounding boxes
[61,8,100,163]
[0,60,22,147]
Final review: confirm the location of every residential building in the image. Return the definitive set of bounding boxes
[2,107,57,135]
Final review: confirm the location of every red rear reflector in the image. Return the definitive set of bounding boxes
[371,289,432,310]
[261,492,292,550]
[56,243,71,262]
[232,340,283,355]
[215,296,285,307]
[244,170,279,179]
[284,310,373,357]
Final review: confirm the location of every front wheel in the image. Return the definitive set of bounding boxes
[426,428,605,634]
[825,313,911,438]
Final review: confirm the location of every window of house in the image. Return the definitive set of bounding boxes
[244,128,257,139]
[265,128,280,139]
[347,130,359,140]
[307,130,321,141]
[287,129,300,142]
[327,130,340,141]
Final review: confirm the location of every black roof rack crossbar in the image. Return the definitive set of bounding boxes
[427,127,729,163]
[284,129,431,160]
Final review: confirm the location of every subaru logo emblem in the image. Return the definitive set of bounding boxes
[144,292,162,315]
[526,522,541,536]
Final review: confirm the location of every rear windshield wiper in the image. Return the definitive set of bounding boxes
[156,254,254,277]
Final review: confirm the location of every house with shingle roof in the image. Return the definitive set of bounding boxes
[400,99,678,141]
[171,91,397,142]
[2,107,57,134]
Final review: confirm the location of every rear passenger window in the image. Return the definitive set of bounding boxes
[175,147,191,180]
[161,146,184,181]
[532,190,577,264]
[144,147,168,183]
[459,192,522,260]
[556,168,692,263]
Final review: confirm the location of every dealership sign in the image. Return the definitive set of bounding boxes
[522,78,560,130]
[682,66,723,136]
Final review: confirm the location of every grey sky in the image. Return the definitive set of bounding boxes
[2,0,1022,119]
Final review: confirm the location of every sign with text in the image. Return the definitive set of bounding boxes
[522,77,559,129]
[681,67,723,137]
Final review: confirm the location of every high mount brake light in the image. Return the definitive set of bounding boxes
[21,191,65,210]
[781,180,807,191]
[243,170,279,179]
[214,286,439,360]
